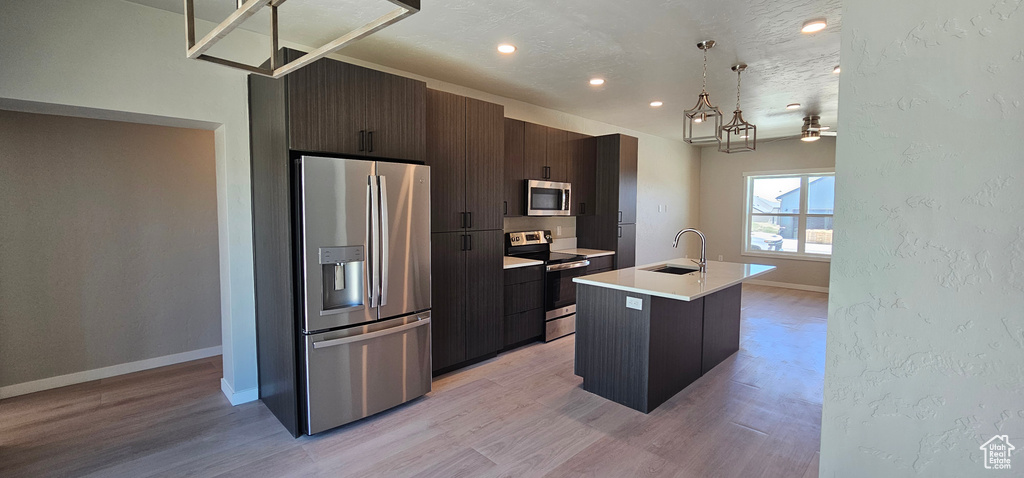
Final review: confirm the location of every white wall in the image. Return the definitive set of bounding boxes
[1,0,700,402]
[700,137,835,289]
[0,110,222,393]
[821,1,1024,476]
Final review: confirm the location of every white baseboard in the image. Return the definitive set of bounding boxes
[745,279,829,294]
[220,378,259,406]
[0,346,222,400]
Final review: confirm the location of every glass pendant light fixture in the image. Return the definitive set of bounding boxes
[683,40,724,144]
[801,115,822,142]
[719,63,756,153]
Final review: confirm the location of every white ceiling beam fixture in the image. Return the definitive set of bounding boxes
[182,0,420,78]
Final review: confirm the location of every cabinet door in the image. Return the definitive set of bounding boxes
[503,119,525,217]
[523,122,548,180]
[618,135,639,224]
[465,98,504,231]
[425,89,467,233]
[545,127,569,182]
[568,132,595,216]
[616,223,636,269]
[287,56,366,155]
[465,230,504,359]
[365,68,427,162]
[430,232,467,372]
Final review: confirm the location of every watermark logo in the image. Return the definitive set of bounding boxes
[980,435,1015,470]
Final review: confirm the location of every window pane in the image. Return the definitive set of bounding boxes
[750,215,797,253]
[807,176,835,214]
[751,177,801,213]
[805,216,833,255]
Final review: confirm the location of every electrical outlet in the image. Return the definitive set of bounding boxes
[556,226,562,236]
[718,255,724,261]
[626,297,643,310]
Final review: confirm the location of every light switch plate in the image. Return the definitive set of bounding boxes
[626,297,643,310]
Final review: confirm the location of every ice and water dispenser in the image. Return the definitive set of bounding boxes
[318,246,365,314]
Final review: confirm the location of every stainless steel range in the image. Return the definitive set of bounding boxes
[505,230,589,342]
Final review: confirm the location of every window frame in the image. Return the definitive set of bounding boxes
[741,168,834,263]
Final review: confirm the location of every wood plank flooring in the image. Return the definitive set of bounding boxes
[0,284,827,477]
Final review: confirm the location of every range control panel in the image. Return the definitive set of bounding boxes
[507,230,553,246]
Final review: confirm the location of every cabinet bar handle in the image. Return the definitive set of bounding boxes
[504,201,508,215]
[359,130,365,152]
[618,226,622,238]
[467,234,473,251]
[467,212,472,229]
[368,131,374,152]
[618,211,622,222]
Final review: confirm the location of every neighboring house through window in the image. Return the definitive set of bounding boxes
[743,170,834,260]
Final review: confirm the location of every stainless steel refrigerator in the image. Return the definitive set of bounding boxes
[296,155,431,435]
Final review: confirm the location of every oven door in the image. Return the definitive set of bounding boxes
[545,260,591,311]
[526,180,571,216]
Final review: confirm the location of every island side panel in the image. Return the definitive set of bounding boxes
[648,296,705,412]
[701,284,743,374]
[575,284,651,412]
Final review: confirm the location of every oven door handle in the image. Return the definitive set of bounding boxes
[547,260,590,272]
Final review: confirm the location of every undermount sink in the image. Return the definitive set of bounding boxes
[643,264,700,276]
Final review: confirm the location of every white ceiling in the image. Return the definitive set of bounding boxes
[130,0,842,142]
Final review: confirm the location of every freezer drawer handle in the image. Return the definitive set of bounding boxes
[312,317,431,349]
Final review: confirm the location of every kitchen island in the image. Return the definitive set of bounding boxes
[572,259,774,413]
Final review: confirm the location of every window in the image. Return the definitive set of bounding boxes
[743,170,834,260]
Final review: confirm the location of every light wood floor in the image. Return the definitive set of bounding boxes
[0,284,827,478]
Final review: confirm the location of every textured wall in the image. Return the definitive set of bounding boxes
[820,1,1024,476]
[700,137,835,289]
[0,110,221,387]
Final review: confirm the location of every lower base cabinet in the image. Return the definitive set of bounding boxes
[431,230,504,374]
[503,265,545,348]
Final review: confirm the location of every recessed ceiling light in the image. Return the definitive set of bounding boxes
[590,78,605,86]
[833,65,841,74]
[497,44,517,54]
[802,18,827,33]
[650,101,663,107]
[786,103,801,110]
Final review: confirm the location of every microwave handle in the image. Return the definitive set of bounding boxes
[563,189,570,211]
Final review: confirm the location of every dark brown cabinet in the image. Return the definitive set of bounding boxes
[285,49,425,162]
[523,122,548,181]
[425,88,504,373]
[503,265,545,348]
[577,134,639,269]
[504,119,525,217]
[430,230,504,373]
[430,232,468,370]
[568,132,596,216]
[465,230,505,358]
[545,127,569,182]
[426,89,503,232]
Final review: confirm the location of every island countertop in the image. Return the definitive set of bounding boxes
[573,259,775,301]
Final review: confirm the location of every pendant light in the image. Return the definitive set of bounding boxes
[719,63,757,153]
[683,40,724,144]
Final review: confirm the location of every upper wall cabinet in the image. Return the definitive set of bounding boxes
[285,49,426,162]
[426,89,504,233]
[504,119,525,217]
[568,132,596,216]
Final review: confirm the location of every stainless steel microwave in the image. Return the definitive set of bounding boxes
[526,180,572,216]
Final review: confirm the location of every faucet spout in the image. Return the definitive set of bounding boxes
[672,228,707,273]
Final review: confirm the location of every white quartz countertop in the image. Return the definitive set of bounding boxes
[551,248,615,258]
[573,259,775,301]
[504,256,544,269]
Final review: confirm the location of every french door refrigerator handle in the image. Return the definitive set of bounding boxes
[364,177,375,308]
[312,317,431,349]
[368,175,382,308]
[378,175,389,307]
